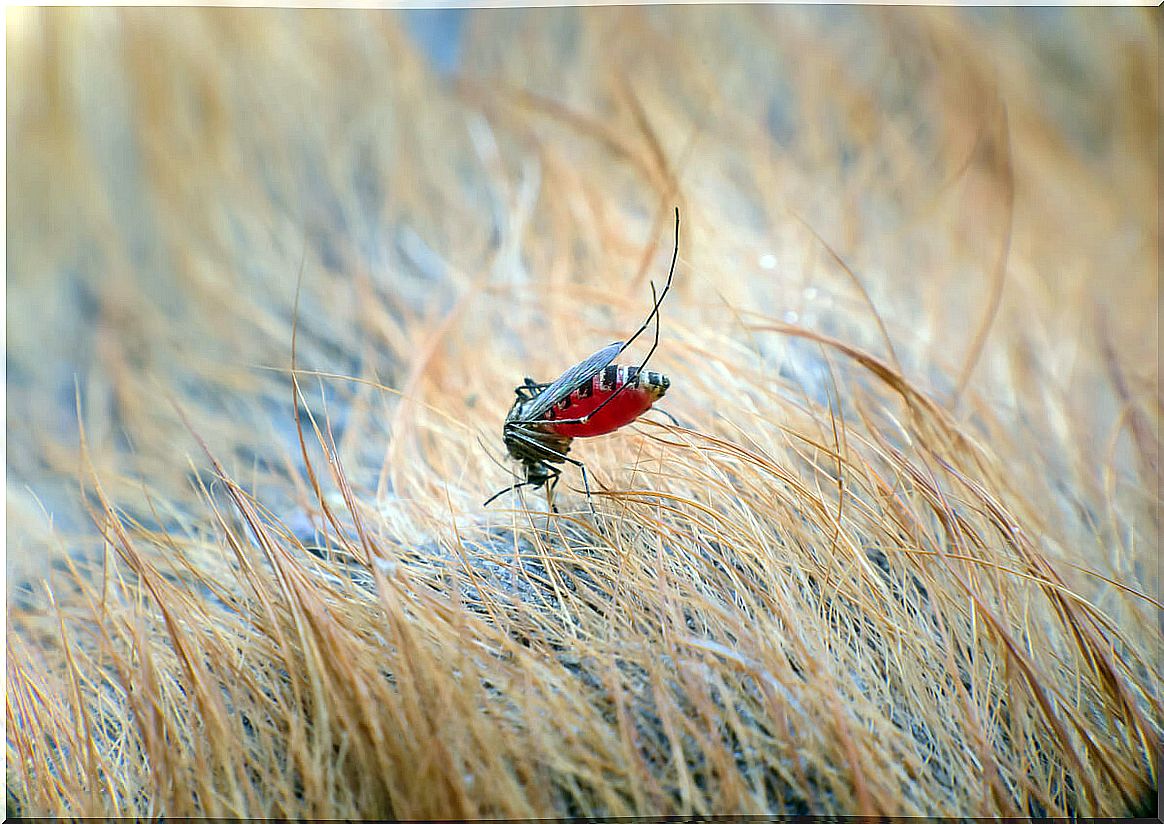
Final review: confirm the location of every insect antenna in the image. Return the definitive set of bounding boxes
[619,206,680,358]
[502,428,599,519]
[547,206,679,427]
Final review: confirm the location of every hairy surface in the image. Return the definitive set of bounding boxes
[7,7,1160,817]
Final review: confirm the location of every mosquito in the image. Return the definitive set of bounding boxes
[484,207,681,514]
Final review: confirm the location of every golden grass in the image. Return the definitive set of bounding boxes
[7,6,1160,817]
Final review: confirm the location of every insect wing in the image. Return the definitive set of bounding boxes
[516,341,623,422]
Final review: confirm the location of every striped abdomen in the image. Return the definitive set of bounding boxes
[540,364,669,438]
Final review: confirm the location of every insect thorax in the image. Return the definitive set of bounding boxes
[503,400,573,465]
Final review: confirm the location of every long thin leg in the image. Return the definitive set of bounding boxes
[651,407,682,427]
[506,428,598,519]
[544,465,561,513]
[530,208,679,428]
[484,479,537,507]
[574,460,596,520]
[505,428,575,466]
[531,280,663,429]
[515,377,552,401]
[619,207,680,359]
[544,458,596,520]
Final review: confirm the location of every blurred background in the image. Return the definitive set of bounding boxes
[8,6,1157,577]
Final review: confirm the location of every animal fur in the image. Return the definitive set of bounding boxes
[6,6,1160,817]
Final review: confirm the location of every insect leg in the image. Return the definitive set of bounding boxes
[484,480,537,507]
[544,457,596,520]
[574,460,597,520]
[543,465,561,513]
[532,208,679,428]
[506,428,597,519]
[621,207,679,356]
[651,407,682,427]
[538,281,665,428]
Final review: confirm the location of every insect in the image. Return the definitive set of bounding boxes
[484,207,680,513]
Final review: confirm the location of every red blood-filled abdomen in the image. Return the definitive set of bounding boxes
[539,365,669,438]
